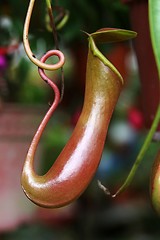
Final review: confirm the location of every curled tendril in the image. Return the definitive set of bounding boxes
[24,51,61,170]
[23,0,65,70]
[46,6,69,31]
[38,50,61,117]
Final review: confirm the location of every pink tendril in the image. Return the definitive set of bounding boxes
[26,51,62,155]
[38,50,61,107]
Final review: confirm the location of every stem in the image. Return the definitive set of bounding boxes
[26,51,61,172]
[23,0,65,70]
[45,0,65,101]
[46,0,59,50]
[114,105,160,197]
[111,0,160,198]
[100,104,160,198]
[46,0,52,8]
[56,10,69,30]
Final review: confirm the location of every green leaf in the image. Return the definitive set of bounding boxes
[90,28,137,43]
[149,0,160,76]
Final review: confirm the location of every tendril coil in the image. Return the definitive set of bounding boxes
[22,1,65,172]
[35,50,64,142]
[38,50,61,110]
[23,0,65,71]
[24,51,61,162]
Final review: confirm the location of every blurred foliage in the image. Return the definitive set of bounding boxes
[59,0,130,42]
[0,0,130,103]
[0,0,130,43]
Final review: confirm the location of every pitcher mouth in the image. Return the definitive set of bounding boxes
[87,29,137,86]
[88,35,124,85]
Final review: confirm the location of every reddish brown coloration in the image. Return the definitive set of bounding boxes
[21,46,123,208]
[150,151,160,214]
[123,0,160,129]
